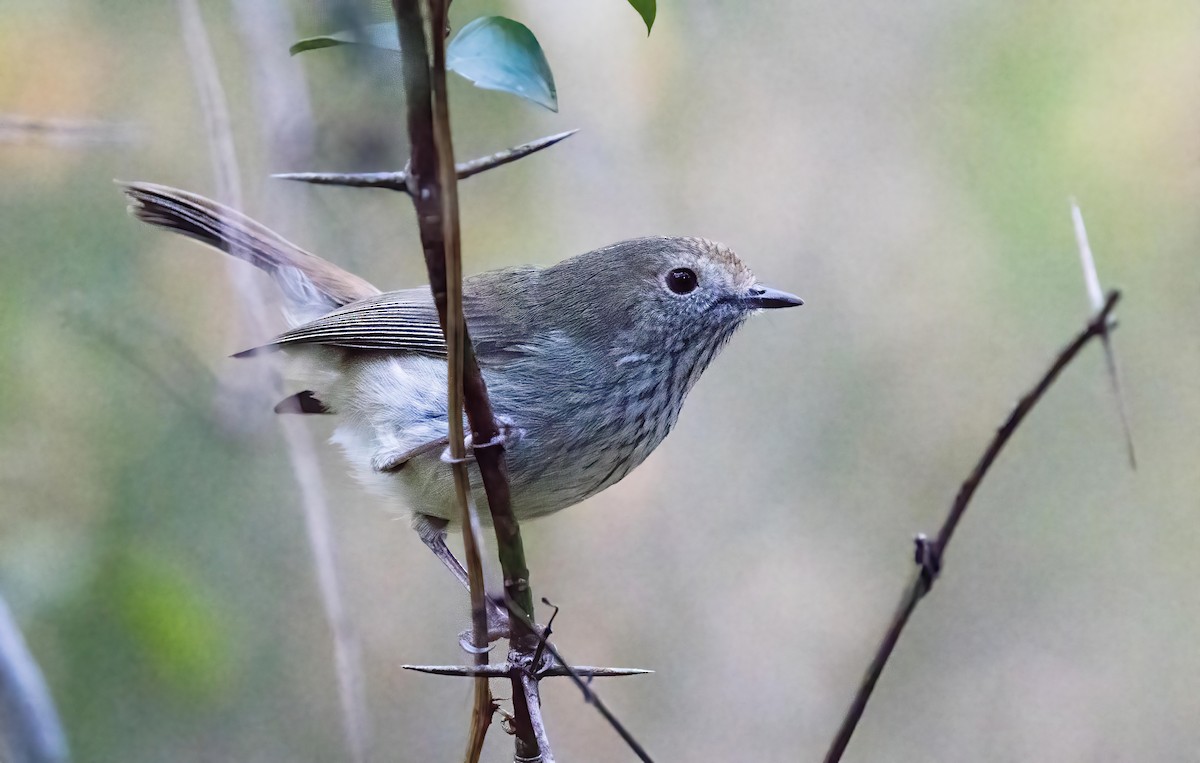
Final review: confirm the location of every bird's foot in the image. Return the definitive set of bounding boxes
[457,599,550,656]
[457,599,521,652]
[440,416,524,465]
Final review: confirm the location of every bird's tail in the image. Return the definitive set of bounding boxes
[121,181,380,323]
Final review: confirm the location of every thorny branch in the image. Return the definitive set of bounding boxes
[401,596,656,762]
[391,0,547,760]
[272,130,577,191]
[1070,201,1136,468]
[300,6,650,761]
[501,597,657,763]
[822,290,1125,763]
[390,1,494,761]
[402,665,653,678]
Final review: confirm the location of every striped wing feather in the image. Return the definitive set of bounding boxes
[238,288,524,361]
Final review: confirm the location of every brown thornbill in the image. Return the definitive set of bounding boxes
[122,182,802,612]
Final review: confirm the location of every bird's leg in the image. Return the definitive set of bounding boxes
[413,514,511,644]
[373,436,449,474]
[414,514,470,588]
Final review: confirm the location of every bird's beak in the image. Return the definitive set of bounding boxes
[744,285,804,309]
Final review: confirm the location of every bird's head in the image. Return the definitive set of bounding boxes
[540,236,802,368]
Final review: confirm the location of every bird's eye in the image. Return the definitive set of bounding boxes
[666,268,698,295]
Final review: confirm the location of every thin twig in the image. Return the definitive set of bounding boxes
[402,665,652,678]
[227,3,372,760]
[390,2,496,760]
[502,597,657,763]
[176,2,369,761]
[229,0,318,177]
[176,0,244,211]
[271,130,577,191]
[0,593,70,763]
[822,290,1124,763]
[434,0,541,752]
[0,114,138,146]
[520,673,554,763]
[1070,200,1136,469]
[276,429,371,763]
[529,599,559,671]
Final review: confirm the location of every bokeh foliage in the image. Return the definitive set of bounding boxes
[2,0,1198,760]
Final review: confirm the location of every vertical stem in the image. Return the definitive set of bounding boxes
[519,671,555,763]
[423,1,542,754]
[390,1,496,760]
[177,1,369,760]
[392,1,544,758]
[228,3,372,760]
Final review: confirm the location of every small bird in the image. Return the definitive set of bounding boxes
[122,182,802,598]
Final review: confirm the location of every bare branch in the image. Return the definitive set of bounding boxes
[529,598,560,671]
[176,0,243,208]
[390,1,499,759]
[822,290,1124,763]
[502,598,657,763]
[0,114,138,146]
[229,0,318,175]
[520,673,555,763]
[0,593,69,763]
[1070,200,1136,469]
[175,2,369,761]
[270,130,577,192]
[402,665,653,678]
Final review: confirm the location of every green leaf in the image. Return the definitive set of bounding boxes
[627,0,656,34]
[447,16,557,112]
[290,16,557,112]
[289,22,399,56]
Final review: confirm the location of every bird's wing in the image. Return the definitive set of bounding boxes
[235,287,528,361]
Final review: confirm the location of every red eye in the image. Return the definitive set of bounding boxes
[666,268,698,294]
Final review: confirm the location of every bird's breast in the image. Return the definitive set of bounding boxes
[482,339,718,516]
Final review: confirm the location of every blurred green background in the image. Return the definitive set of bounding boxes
[2,0,1199,760]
